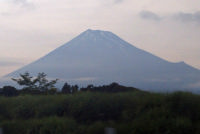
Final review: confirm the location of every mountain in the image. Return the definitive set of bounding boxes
[3,29,200,92]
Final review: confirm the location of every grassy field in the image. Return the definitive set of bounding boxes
[0,90,200,134]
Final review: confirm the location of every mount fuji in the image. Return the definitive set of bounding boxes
[2,29,200,92]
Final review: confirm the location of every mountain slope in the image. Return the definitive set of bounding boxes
[4,29,200,91]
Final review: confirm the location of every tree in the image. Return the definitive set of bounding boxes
[61,82,71,94]
[34,72,58,92]
[61,83,78,94]
[2,86,18,97]
[12,72,58,92]
[71,85,79,94]
[12,72,36,90]
[0,88,3,95]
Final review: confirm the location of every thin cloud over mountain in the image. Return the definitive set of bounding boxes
[114,0,124,4]
[139,10,200,23]
[139,10,162,21]
[174,11,200,23]
[0,58,24,66]
[1,0,35,15]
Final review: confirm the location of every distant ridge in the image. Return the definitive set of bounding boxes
[3,29,200,92]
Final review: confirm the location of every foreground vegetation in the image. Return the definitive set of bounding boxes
[0,88,200,134]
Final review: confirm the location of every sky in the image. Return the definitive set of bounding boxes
[0,0,200,77]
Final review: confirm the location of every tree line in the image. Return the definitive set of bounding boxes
[0,72,139,97]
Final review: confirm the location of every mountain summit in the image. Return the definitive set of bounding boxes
[4,29,200,91]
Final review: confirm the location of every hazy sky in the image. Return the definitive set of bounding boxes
[0,0,200,77]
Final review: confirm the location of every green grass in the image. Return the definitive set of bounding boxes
[0,91,200,134]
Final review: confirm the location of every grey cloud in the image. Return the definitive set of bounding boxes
[139,10,162,21]
[0,61,23,66]
[174,11,200,22]
[12,0,28,4]
[12,0,32,5]
[0,0,35,16]
[139,10,200,23]
[114,0,124,4]
[0,12,11,16]
[0,58,24,67]
[10,0,35,9]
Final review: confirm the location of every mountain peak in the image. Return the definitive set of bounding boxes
[85,29,109,33]
[70,29,134,49]
[82,29,112,37]
[78,29,126,44]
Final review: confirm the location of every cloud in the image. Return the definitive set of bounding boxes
[0,0,35,16]
[12,0,28,4]
[8,0,35,9]
[0,61,23,66]
[139,10,200,23]
[11,0,32,6]
[174,11,200,22]
[0,57,26,77]
[114,0,124,4]
[0,61,24,67]
[101,0,125,5]
[0,58,25,67]
[139,10,162,21]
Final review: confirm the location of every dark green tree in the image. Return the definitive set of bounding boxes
[35,72,58,92]
[61,82,71,94]
[12,72,37,90]
[71,85,79,94]
[2,86,18,97]
[12,72,58,92]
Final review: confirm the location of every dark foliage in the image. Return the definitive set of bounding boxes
[0,82,137,96]
[1,86,18,97]
[61,83,78,94]
[12,72,58,91]
[80,82,139,93]
[0,90,200,134]
[1,80,200,134]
